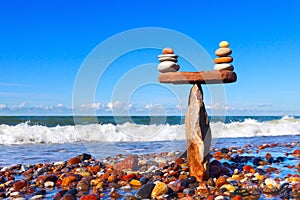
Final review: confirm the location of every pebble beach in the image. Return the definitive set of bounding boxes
[0,139,299,199]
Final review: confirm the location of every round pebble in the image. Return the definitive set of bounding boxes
[214,63,234,71]
[162,48,174,54]
[219,41,229,48]
[158,54,178,58]
[214,56,233,64]
[215,47,232,57]
[158,61,180,73]
[158,57,178,62]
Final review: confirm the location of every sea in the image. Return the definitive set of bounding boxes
[0,115,299,166]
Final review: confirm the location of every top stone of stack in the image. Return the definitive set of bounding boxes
[219,41,229,48]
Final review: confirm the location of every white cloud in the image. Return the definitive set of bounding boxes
[176,104,186,110]
[0,104,6,109]
[145,104,153,109]
[106,101,132,111]
[80,103,103,110]
[57,103,64,107]
[18,102,26,108]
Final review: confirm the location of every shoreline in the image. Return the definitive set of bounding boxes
[0,140,299,199]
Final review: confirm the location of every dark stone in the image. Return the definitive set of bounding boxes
[139,177,149,185]
[253,157,263,166]
[222,162,231,168]
[165,192,178,199]
[256,168,266,175]
[221,187,227,193]
[234,188,250,196]
[181,179,189,188]
[210,160,222,166]
[77,153,92,161]
[154,170,164,176]
[187,176,197,184]
[279,183,291,199]
[221,148,229,154]
[277,156,285,162]
[135,183,155,199]
[53,190,68,200]
[33,189,46,196]
[65,188,78,196]
[267,157,274,164]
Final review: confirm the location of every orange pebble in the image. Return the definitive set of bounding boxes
[293,149,300,155]
[162,48,174,54]
[243,165,254,173]
[232,195,243,200]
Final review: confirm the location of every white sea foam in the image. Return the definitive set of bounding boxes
[0,117,299,144]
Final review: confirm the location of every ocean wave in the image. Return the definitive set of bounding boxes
[0,117,299,144]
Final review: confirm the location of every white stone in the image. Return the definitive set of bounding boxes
[10,191,20,197]
[158,61,180,73]
[0,166,8,172]
[54,161,65,166]
[214,63,234,71]
[158,54,178,58]
[167,151,175,157]
[215,195,225,200]
[44,181,55,187]
[30,195,44,199]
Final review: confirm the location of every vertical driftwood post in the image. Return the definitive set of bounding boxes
[158,70,237,181]
[185,84,211,181]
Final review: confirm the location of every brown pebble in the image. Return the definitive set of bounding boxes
[175,158,184,165]
[13,180,27,191]
[215,48,232,57]
[214,56,233,64]
[76,180,90,192]
[110,191,121,198]
[216,176,228,188]
[67,157,81,166]
[61,194,75,200]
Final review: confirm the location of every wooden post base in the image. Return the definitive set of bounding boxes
[185,84,211,181]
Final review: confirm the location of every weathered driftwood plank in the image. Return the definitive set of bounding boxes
[158,70,236,84]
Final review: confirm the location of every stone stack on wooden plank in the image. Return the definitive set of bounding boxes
[157,48,180,73]
[214,41,234,71]
[157,42,237,181]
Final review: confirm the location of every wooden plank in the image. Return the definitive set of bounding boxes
[158,70,237,84]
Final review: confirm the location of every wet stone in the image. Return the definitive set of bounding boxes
[186,176,196,184]
[135,183,155,199]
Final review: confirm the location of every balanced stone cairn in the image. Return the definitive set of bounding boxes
[157,48,180,73]
[214,41,234,71]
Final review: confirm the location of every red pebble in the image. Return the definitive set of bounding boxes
[293,149,300,155]
[13,180,27,191]
[232,195,243,200]
[67,157,81,166]
[162,48,174,54]
[80,194,99,200]
[243,165,254,173]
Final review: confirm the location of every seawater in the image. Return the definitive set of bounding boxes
[0,115,299,166]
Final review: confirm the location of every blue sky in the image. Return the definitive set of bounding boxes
[0,0,300,116]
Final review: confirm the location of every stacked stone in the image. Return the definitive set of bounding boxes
[214,41,234,71]
[157,48,180,73]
